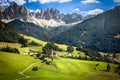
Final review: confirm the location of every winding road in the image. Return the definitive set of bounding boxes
[15,62,39,80]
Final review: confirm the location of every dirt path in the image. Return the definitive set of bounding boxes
[15,62,39,80]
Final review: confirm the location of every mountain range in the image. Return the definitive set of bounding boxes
[0,3,120,53]
[0,3,93,28]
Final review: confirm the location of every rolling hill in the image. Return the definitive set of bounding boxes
[0,52,120,80]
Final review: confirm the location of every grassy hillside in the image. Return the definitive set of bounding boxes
[0,42,21,48]
[25,58,120,80]
[0,51,39,80]
[18,36,69,55]
[0,51,120,80]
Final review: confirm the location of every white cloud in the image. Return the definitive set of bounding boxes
[28,0,38,3]
[80,9,104,16]
[114,0,120,2]
[35,9,41,13]
[38,0,71,4]
[81,0,100,4]
[74,8,80,11]
[87,9,103,15]
[9,0,26,5]
[0,0,10,7]
[29,9,35,12]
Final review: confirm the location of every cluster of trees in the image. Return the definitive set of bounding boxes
[18,36,28,47]
[75,46,101,61]
[0,46,19,54]
[42,42,62,54]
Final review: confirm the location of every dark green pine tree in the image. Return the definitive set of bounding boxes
[107,63,111,72]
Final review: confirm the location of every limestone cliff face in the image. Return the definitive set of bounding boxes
[0,3,33,21]
[35,8,83,24]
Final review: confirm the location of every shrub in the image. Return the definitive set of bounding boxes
[67,46,74,53]
[29,41,40,46]
[32,66,38,71]
[76,46,83,51]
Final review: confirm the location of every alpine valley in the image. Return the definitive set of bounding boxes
[0,3,120,53]
[0,2,120,80]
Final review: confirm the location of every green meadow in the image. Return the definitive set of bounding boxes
[0,51,120,80]
[0,36,120,80]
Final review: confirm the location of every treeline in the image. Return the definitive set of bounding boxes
[29,41,40,46]
[64,46,120,64]
[0,31,28,47]
[0,46,19,54]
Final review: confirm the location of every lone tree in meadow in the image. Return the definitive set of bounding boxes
[107,63,111,72]
[67,46,74,53]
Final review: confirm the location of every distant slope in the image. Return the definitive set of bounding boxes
[52,5,120,53]
[49,25,73,36]
[8,19,53,41]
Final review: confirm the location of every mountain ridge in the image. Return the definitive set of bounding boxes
[8,19,53,41]
[51,5,120,53]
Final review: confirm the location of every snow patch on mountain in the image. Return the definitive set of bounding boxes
[27,18,82,28]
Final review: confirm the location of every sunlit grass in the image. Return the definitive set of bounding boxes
[0,51,39,80]
[0,42,21,48]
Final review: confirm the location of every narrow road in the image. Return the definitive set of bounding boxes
[15,62,39,80]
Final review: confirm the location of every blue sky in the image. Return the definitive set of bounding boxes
[0,0,120,16]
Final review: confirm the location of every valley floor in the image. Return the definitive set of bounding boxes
[0,51,120,80]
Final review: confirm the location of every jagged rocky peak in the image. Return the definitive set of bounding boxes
[35,8,61,20]
[0,2,33,21]
[35,8,84,24]
[9,2,19,9]
[0,2,95,25]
